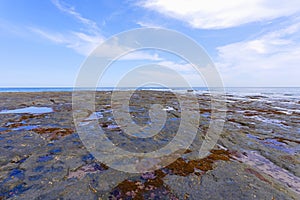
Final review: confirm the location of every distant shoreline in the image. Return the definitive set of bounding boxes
[0,87,299,98]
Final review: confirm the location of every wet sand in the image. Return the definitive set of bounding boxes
[0,91,299,199]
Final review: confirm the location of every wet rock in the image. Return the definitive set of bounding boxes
[0,91,299,199]
[165,161,296,200]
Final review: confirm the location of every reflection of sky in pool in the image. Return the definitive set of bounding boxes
[0,106,53,114]
[247,134,299,154]
[12,125,39,131]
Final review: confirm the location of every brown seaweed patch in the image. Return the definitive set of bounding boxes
[165,158,196,176]
[5,123,24,129]
[274,137,300,144]
[19,114,43,121]
[253,108,287,115]
[227,118,254,127]
[33,127,74,140]
[112,171,175,200]
[111,149,231,199]
[184,149,192,154]
[114,180,144,199]
[166,149,231,175]
[117,180,139,193]
[199,108,212,113]
[244,111,257,116]
[5,114,46,128]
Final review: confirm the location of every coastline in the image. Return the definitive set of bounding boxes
[0,90,299,199]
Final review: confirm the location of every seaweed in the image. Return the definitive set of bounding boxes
[32,127,74,140]
[110,149,231,199]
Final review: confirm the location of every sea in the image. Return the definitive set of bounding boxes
[0,87,300,98]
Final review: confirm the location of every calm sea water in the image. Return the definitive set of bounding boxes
[0,87,299,97]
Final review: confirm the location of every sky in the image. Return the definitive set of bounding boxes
[0,0,300,87]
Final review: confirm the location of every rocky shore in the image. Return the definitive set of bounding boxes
[0,91,299,199]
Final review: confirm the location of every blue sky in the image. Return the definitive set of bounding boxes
[0,0,300,87]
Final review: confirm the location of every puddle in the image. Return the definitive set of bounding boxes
[107,124,121,129]
[235,151,300,195]
[200,112,211,118]
[85,112,103,120]
[37,155,54,162]
[246,116,288,129]
[12,125,39,131]
[0,106,53,114]
[68,163,108,179]
[251,116,282,124]
[272,107,294,115]
[0,127,8,132]
[261,139,294,153]
[246,134,260,140]
[162,106,175,111]
[78,112,104,126]
[246,134,298,154]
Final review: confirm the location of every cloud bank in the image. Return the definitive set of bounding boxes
[142,0,300,29]
[216,21,300,86]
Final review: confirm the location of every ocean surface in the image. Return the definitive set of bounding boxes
[0,87,300,98]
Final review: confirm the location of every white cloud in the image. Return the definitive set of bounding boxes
[51,0,100,34]
[141,0,300,29]
[32,1,165,59]
[30,28,66,43]
[30,0,104,55]
[216,21,300,86]
[136,21,164,28]
[30,27,103,55]
[121,51,163,61]
[157,61,194,72]
[92,37,163,61]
